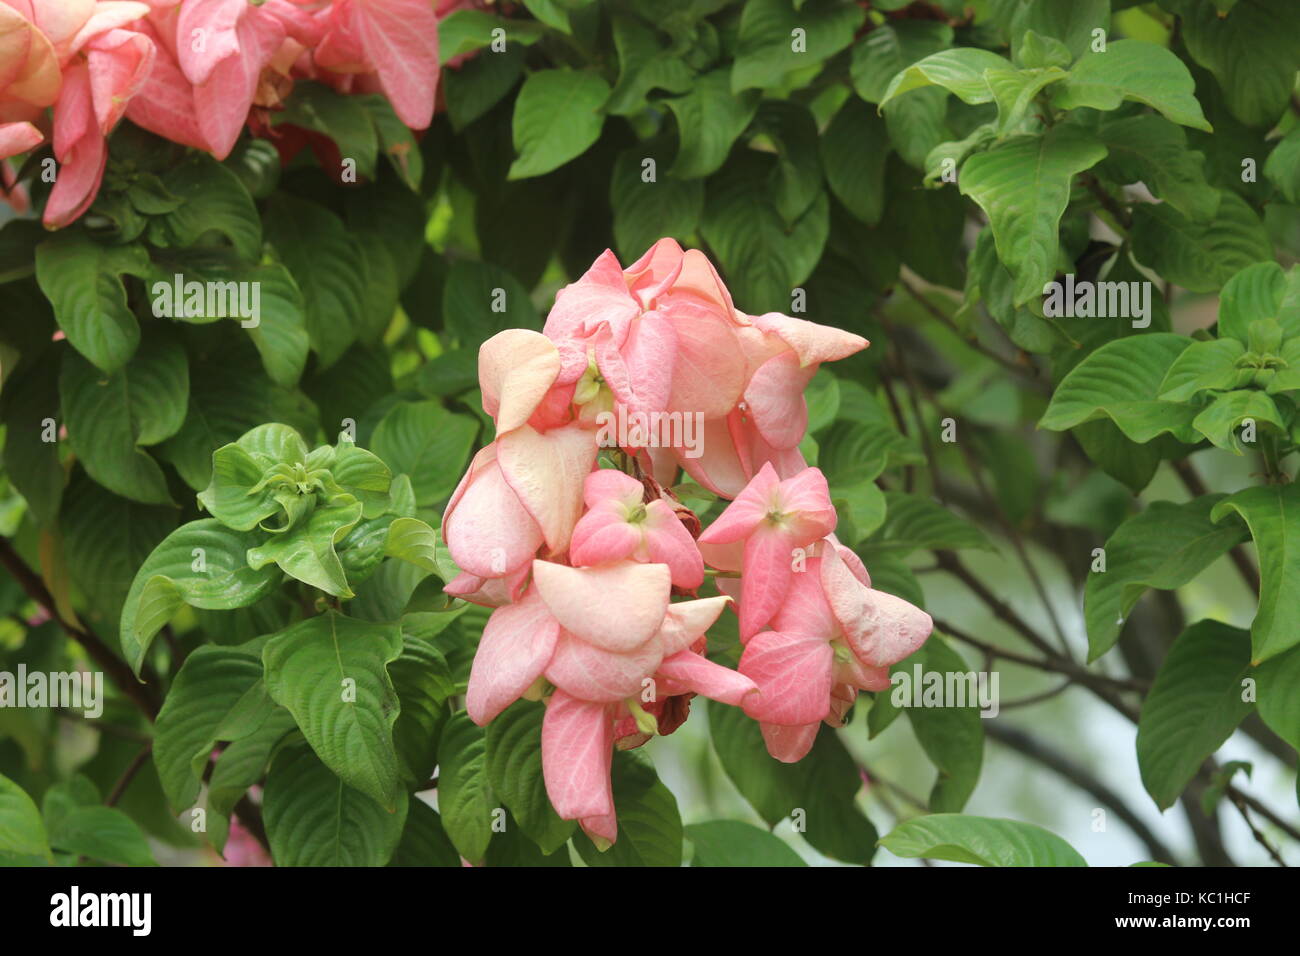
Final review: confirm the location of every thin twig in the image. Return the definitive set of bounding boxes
[107,744,152,807]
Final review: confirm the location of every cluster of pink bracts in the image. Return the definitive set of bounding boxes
[0,0,450,227]
[445,239,934,849]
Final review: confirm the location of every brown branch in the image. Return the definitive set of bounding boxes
[0,536,159,718]
[1081,173,1133,232]
[1172,459,1261,595]
[107,744,152,807]
[986,722,1178,864]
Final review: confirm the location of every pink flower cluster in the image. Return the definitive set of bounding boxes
[0,0,445,227]
[445,239,934,848]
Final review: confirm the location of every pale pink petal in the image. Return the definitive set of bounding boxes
[769,556,836,640]
[821,547,932,667]
[0,121,41,159]
[352,0,440,130]
[194,8,284,158]
[478,329,561,436]
[697,461,781,545]
[656,651,756,706]
[675,415,748,499]
[442,448,544,579]
[544,628,662,702]
[532,559,670,653]
[568,506,642,568]
[582,468,643,508]
[496,423,598,553]
[760,720,820,763]
[738,523,796,639]
[542,690,615,821]
[654,595,731,657]
[662,297,747,419]
[623,237,684,308]
[44,64,105,228]
[743,351,815,450]
[67,1,150,55]
[739,630,832,725]
[751,311,869,366]
[641,500,704,589]
[85,28,154,133]
[466,588,559,725]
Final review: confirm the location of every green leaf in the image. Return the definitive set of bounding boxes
[1255,646,1300,752]
[850,21,952,169]
[1050,40,1212,131]
[880,814,1087,866]
[609,148,703,261]
[439,8,545,60]
[440,259,539,349]
[120,519,282,674]
[60,335,188,505]
[274,81,377,177]
[206,708,296,852]
[1137,620,1254,810]
[1263,127,1300,204]
[370,401,480,508]
[605,12,694,116]
[263,743,407,867]
[154,643,266,812]
[1,354,65,525]
[264,196,366,369]
[47,805,156,866]
[262,612,405,809]
[247,498,363,598]
[865,492,994,555]
[1190,390,1284,451]
[1211,484,1300,663]
[1175,0,1300,127]
[443,44,525,132]
[904,638,985,812]
[36,234,150,373]
[508,69,610,179]
[436,711,495,864]
[1216,260,1300,342]
[1131,191,1272,294]
[731,0,864,93]
[665,69,760,179]
[1039,333,1198,443]
[387,799,462,866]
[240,264,310,387]
[686,820,807,866]
[708,701,877,864]
[851,21,954,102]
[484,701,575,854]
[390,624,456,786]
[150,153,262,261]
[0,773,50,863]
[1084,496,1249,661]
[754,100,823,225]
[821,98,888,225]
[880,48,1015,108]
[575,750,682,866]
[702,152,828,313]
[60,477,176,636]
[958,126,1107,306]
[1157,339,1246,401]
[384,518,440,573]
[1095,115,1217,221]
[1004,0,1109,61]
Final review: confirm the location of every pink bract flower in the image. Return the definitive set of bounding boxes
[569,469,703,590]
[463,559,753,846]
[739,541,933,762]
[698,462,838,639]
